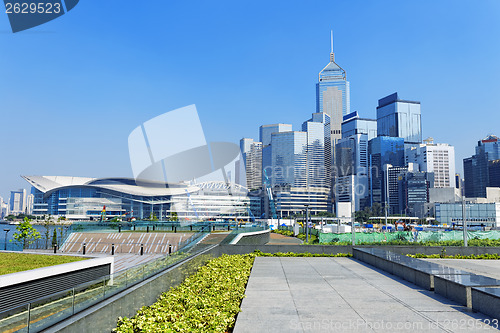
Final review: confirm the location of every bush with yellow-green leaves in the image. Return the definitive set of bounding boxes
[115,251,353,332]
[114,254,255,333]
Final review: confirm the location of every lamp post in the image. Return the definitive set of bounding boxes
[304,204,309,243]
[4,229,10,251]
[462,198,468,247]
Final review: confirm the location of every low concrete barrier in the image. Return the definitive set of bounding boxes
[356,245,500,256]
[434,274,500,308]
[354,247,500,311]
[471,287,500,320]
[353,248,471,291]
[231,229,270,245]
[219,244,352,255]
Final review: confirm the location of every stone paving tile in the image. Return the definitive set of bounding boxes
[233,257,500,333]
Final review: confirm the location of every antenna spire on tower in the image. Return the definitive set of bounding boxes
[331,30,334,53]
[330,30,335,62]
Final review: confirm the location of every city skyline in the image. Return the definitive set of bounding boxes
[1,0,500,200]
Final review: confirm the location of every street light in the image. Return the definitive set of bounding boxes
[4,229,10,251]
[304,204,309,243]
[462,198,468,247]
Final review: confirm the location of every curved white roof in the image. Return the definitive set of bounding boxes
[22,176,201,197]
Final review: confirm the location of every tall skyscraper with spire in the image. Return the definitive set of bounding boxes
[316,31,350,143]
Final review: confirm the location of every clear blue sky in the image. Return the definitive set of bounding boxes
[1,0,499,201]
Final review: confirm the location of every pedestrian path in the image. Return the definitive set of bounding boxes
[234,257,499,332]
[266,233,303,245]
[112,253,165,272]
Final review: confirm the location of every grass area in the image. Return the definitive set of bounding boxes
[0,253,87,275]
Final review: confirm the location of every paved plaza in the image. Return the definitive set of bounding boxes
[234,257,500,332]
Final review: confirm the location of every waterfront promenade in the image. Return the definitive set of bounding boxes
[234,257,499,332]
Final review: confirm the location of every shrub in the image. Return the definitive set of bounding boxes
[115,254,254,333]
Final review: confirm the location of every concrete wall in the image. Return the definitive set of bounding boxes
[219,244,352,255]
[233,229,270,245]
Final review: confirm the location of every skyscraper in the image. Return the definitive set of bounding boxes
[464,135,500,198]
[398,169,434,218]
[316,32,350,143]
[406,142,455,188]
[259,124,293,147]
[9,189,26,215]
[376,92,422,145]
[341,112,377,141]
[368,136,405,205]
[303,112,331,188]
[335,133,371,211]
[239,138,263,190]
[270,131,307,188]
[260,123,293,186]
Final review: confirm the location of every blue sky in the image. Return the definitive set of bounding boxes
[1,0,499,200]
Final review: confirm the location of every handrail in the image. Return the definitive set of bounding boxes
[0,243,217,333]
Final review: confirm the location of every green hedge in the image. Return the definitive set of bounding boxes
[114,251,352,332]
[114,254,254,333]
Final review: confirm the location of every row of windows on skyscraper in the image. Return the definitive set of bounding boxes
[238,45,458,218]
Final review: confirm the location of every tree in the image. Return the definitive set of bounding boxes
[355,210,370,223]
[170,211,178,222]
[42,215,54,248]
[52,229,58,247]
[11,217,41,249]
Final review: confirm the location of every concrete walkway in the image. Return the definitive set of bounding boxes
[267,233,303,245]
[234,257,499,332]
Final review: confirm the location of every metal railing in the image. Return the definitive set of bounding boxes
[0,245,212,333]
[0,221,263,332]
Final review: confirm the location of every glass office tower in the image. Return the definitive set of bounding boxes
[464,135,500,198]
[316,47,350,142]
[368,136,405,205]
[341,112,377,141]
[376,93,422,145]
[270,131,308,188]
[259,124,293,147]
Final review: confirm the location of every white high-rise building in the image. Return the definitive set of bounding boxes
[239,138,263,190]
[406,141,455,188]
[0,197,8,218]
[9,189,27,215]
[26,194,34,215]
